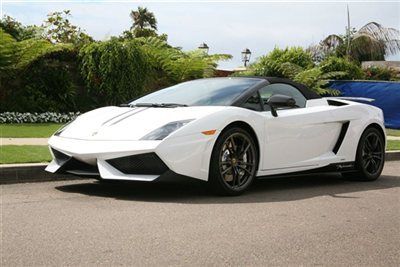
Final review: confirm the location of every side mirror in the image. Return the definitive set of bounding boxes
[266,94,296,117]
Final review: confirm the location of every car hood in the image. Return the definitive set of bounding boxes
[57,106,226,141]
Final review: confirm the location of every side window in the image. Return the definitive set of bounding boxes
[242,92,263,111]
[259,83,307,109]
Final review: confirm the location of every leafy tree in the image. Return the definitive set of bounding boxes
[236,46,343,94]
[277,62,343,95]
[136,37,231,90]
[251,47,314,77]
[319,56,364,80]
[309,22,400,62]
[42,10,92,46]
[79,39,151,106]
[0,15,42,41]
[0,29,82,112]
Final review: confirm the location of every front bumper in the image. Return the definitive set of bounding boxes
[46,132,217,182]
[46,136,164,181]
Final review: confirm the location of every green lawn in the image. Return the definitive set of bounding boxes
[387,140,400,151]
[0,123,62,138]
[387,129,400,137]
[0,145,51,164]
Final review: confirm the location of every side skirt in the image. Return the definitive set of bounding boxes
[256,162,355,180]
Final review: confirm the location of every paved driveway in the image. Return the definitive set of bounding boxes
[1,162,399,266]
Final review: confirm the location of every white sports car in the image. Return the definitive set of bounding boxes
[46,77,386,195]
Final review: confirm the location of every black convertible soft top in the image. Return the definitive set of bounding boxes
[230,76,321,108]
[263,77,321,100]
[240,76,321,100]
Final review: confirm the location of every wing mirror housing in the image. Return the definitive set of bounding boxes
[266,94,296,117]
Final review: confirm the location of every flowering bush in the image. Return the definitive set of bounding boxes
[364,66,397,81]
[0,112,80,123]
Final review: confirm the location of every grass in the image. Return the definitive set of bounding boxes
[387,140,400,151]
[0,145,51,164]
[0,123,62,138]
[386,129,400,137]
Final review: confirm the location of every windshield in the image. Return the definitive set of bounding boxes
[130,78,261,106]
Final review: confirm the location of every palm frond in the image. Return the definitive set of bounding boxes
[358,21,400,56]
[350,33,385,60]
[321,34,344,49]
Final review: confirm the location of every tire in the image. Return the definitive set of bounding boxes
[342,127,385,181]
[208,127,259,196]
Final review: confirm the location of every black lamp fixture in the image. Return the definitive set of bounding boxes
[241,48,251,67]
[198,42,209,54]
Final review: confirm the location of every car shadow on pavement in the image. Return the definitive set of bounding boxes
[55,173,400,204]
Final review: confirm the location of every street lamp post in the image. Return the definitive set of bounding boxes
[198,43,209,54]
[241,48,251,67]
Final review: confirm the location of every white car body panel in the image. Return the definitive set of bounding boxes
[46,95,385,182]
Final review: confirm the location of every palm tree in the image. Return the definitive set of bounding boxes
[311,22,400,62]
[130,7,157,31]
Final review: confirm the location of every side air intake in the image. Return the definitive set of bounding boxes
[333,121,350,154]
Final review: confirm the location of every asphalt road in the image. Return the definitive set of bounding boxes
[1,162,399,266]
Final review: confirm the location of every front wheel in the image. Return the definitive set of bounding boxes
[209,127,258,196]
[342,127,385,181]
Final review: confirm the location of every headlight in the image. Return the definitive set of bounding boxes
[54,120,75,136]
[140,119,194,140]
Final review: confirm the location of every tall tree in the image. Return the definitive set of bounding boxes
[127,7,158,38]
[309,22,400,62]
[130,7,157,31]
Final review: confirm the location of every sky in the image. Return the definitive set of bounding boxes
[2,0,399,69]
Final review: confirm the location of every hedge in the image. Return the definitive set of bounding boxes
[0,112,80,123]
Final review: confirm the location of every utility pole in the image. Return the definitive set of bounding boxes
[346,5,351,57]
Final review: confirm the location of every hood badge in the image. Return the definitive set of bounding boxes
[91,131,98,136]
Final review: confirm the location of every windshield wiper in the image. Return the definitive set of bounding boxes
[134,103,188,108]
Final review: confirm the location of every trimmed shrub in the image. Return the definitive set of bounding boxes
[0,112,80,123]
[319,56,365,80]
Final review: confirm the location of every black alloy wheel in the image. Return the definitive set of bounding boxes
[342,127,385,181]
[209,127,258,195]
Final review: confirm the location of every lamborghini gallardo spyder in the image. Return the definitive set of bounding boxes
[46,77,386,195]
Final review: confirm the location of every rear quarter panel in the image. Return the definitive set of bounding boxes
[330,101,385,161]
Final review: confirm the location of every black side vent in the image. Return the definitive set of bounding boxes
[327,99,348,106]
[51,148,71,165]
[106,153,169,175]
[333,121,350,154]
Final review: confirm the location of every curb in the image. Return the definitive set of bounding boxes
[386,151,400,161]
[0,163,83,184]
[1,151,399,185]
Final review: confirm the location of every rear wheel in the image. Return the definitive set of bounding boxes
[209,127,258,196]
[342,127,385,181]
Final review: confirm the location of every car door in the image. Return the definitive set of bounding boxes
[249,83,341,174]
